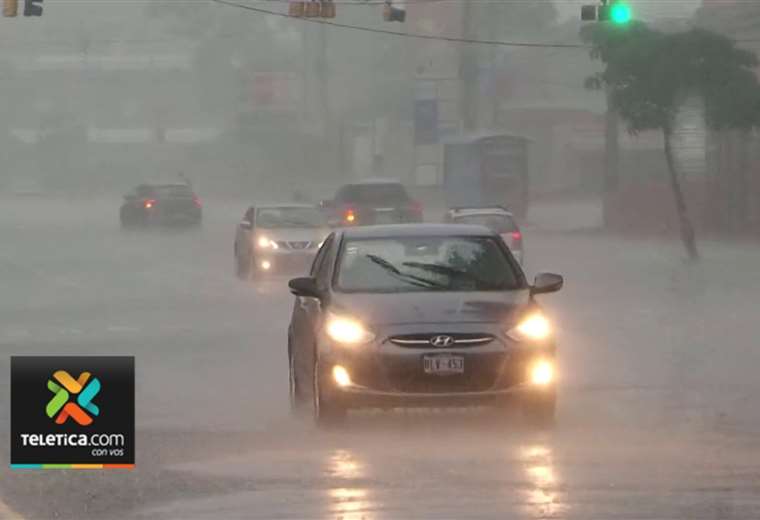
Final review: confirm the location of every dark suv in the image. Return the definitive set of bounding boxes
[120,183,202,228]
[321,179,423,227]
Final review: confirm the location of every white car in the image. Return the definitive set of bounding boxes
[234,204,330,279]
[445,206,524,264]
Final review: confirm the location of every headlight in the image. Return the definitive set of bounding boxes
[325,312,375,345]
[507,313,552,342]
[257,236,278,249]
[530,359,554,385]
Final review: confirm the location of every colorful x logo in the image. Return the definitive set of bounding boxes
[46,370,100,426]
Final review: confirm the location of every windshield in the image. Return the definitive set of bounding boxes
[256,207,325,228]
[336,184,409,204]
[151,185,194,198]
[335,237,520,292]
[452,214,518,233]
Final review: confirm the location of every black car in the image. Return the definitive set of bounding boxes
[287,224,563,427]
[120,183,202,228]
[321,178,423,227]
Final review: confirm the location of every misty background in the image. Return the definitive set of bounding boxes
[4,0,735,228]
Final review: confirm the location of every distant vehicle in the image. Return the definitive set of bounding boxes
[445,206,524,264]
[321,178,423,227]
[287,223,562,427]
[120,183,202,228]
[443,133,530,218]
[234,204,330,280]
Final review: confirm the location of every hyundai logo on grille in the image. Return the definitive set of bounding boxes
[430,335,454,347]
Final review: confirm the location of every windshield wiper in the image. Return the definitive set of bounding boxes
[402,261,494,289]
[365,254,448,290]
[279,219,313,227]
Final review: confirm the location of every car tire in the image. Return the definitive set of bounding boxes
[521,388,556,429]
[235,252,249,280]
[312,357,346,428]
[288,339,306,415]
[247,256,258,281]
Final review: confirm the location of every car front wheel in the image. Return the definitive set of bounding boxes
[235,252,249,279]
[289,340,307,415]
[312,358,346,428]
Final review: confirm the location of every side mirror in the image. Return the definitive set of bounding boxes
[239,220,252,230]
[531,273,563,295]
[288,277,321,298]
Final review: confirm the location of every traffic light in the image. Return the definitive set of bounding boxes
[320,0,335,19]
[383,1,405,22]
[581,4,596,21]
[3,0,18,17]
[581,0,631,24]
[23,0,42,16]
[609,2,632,24]
[288,1,335,19]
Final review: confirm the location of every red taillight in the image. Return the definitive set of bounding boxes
[409,199,423,215]
[511,231,522,244]
[144,199,156,209]
[193,196,202,208]
[344,208,356,224]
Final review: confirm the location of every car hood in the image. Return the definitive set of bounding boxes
[330,290,531,325]
[257,227,329,242]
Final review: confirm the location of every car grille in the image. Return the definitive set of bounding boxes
[389,333,495,348]
[384,353,504,393]
[276,241,314,250]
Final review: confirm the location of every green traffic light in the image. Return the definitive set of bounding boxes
[610,3,632,24]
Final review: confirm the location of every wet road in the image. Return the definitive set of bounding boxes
[1,198,760,519]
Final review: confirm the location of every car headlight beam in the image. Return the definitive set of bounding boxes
[257,236,278,249]
[507,313,552,342]
[325,313,375,345]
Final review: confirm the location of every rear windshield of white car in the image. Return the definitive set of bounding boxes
[452,214,518,233]
[335,236,520,293]
[256,207,326,229]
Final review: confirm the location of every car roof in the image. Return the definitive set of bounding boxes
[339,223,496,239]
[252,203,319,209]
[441,132,533,145]
[139,183,191,188]
[342,177,403,186]
[448,207,514,218]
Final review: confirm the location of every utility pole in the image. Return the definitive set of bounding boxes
[317,22,333,177]
[460,0,477,131]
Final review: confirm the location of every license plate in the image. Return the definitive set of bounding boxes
[423,355,464,375]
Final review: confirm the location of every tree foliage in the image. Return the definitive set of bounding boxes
[581,23,760,260]
[581,23,760,134]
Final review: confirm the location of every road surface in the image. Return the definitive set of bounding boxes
[1,198,759,519]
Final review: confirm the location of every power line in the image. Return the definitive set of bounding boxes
[209,0,588,49]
